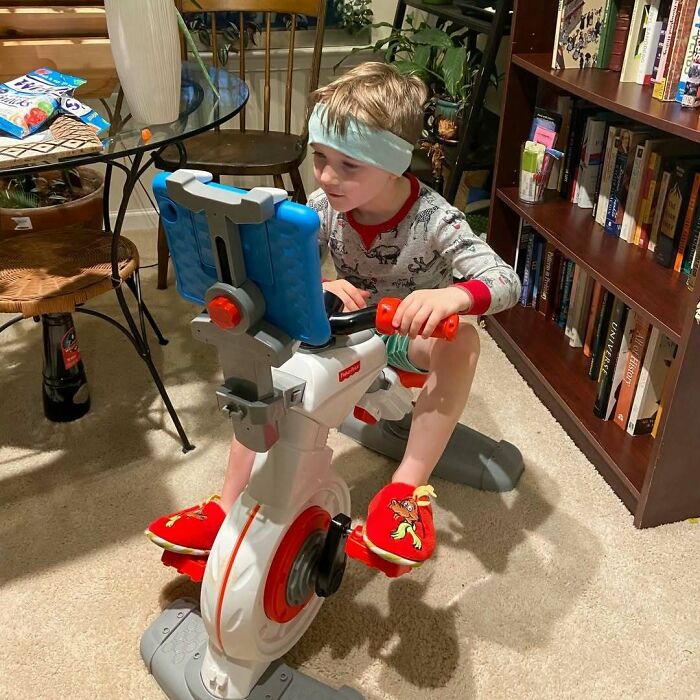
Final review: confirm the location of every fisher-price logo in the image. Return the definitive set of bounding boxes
[339,361,361,382]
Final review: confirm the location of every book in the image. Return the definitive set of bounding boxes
[593,298,630,418]
[603,307,637,420]
[549,96,575,190]
[567,268,595,347]
[530,236,546,308]
[583,280,605,356]
[552,0,609,70]
[627,328,677,434]
[564,264,582,339]
[558,260,576,327]
[613,316,653,429]
[551,254,569,321]
[520,230,537,305]
[655,159,700,266]
[681,199,700,272]
[649,169,672,250]
[561,103,600,201]
[577,114,618,208]
[537,243,561,316]
[599,0,620,68]
[589,290,615,379]
[514,220,531,281]
[0,115,103,168]
[651,14,670,83]
[621,0,654,81]
[653,0,683,91]
[688,238,700,287]
[674,171,700,270]
[610,0,637,71]
[638,0,663,83]
[595,124,624,226]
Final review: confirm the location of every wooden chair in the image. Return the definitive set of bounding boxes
[155,0,328,289]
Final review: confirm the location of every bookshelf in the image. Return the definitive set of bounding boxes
[487,0,700,527]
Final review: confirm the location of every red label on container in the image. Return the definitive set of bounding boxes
[61,328,81,370]
[339,360,361,382]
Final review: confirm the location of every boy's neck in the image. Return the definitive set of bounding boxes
[350,176,412,226]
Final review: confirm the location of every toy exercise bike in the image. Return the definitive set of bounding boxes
[141,170,523,700]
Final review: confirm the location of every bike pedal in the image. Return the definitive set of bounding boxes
[161,550,208,583]
[345,525,413,578]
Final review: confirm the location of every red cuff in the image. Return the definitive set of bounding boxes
[453,280,491,315]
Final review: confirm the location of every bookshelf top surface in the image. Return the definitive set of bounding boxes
[513,53,700,144]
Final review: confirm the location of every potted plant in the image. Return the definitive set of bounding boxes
[340,15,500,144]
[0,167,104,239]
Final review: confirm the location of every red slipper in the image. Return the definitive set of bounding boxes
[144,495,225,556]
[363,482,436,567]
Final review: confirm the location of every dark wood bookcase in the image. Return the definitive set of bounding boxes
[486,0,700,527]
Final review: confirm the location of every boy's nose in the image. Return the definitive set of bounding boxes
[319,165,339,188]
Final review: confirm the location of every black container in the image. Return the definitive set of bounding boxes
[41,313,90,422]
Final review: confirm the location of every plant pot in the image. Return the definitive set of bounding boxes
[425,97,464,145]
[104,0,181,125]
[0,167,104,239]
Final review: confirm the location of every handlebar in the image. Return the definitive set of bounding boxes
[323,290,459,341]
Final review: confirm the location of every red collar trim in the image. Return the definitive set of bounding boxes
[346,175,420,248]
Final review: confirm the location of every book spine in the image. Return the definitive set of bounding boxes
[675,171,700,270]
[621,143,647,241]
[594,298,629,418]
[537,243,558,316]
[676,0,700,100]
[638,2,662,83]
[551,252,567,320]
[530,237,545,308]
[552,0,567,70]
[653,0,682,94]
[636,151,660,246]
[610,0,636,71]
[564,264,582,340]
[605,140,629,235]
[682,202,700,273]
[688,238,700,288]
[589,290,615,379]
[621,0,648,81]
[596,125,621,227]
[614,317,652,430]
[627,326,661,434]
[519,230,536,305]
[651,18,670,82]
[599,0,619,69]
[570,270,593,347]
[583,280,605,356]
[650,169,672,251]
[558,260,576,328]
[604,307,636,420]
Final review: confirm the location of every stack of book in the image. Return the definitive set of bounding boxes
[516,221,678,435]
[553,0,700,109]
[545,96,700,289]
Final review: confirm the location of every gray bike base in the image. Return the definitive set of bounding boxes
[141,598,363,700]
[339,414,524,492]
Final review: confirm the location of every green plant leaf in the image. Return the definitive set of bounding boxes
[441,46,466,100]
[412,27,453,49]
[0,189,39,209]
[175,9,220,99]
[413,44,432,72]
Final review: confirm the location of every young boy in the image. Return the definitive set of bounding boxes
[146,62,521,567]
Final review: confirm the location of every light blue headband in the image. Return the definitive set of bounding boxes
[308,103,414,176]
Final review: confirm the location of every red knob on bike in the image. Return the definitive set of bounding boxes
[375,297,459,341]
[207,296,241,330]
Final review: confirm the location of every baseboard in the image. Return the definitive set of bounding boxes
[113,208,159,233]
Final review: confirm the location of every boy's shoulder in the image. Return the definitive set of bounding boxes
[413,181,465,226]
[307,188,331,214]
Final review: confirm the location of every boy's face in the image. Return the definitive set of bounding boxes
[311,143,397,213]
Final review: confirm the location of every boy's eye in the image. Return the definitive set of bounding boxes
[342,161,358,170]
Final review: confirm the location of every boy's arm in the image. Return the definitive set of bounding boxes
[433,209,522,315]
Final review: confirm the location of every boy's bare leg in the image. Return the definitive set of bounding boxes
[219,435,257,513]
[394,322,480,487]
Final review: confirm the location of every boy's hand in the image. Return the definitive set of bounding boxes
[393,287,472,339]
[322,279,371,312]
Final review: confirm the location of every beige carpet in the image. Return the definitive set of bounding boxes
[1,229,699,700]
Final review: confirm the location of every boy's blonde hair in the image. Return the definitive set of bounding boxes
[309,62,428,145]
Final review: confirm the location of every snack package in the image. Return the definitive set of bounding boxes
[0,68,109,139]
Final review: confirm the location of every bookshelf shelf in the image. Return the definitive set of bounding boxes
[512,53,700,144]
[487,0,700,527]
[496,187,689,344]
[486,305,650,504]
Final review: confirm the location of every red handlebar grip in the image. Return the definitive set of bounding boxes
[375,297,459,341]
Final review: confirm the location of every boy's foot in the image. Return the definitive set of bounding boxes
[144,495,225,556]
[363,482,436,567]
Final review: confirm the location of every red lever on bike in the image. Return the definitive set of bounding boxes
[375,297,459,340]
[208,295,241,330]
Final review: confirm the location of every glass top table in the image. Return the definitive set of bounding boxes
[0,61,249,178]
